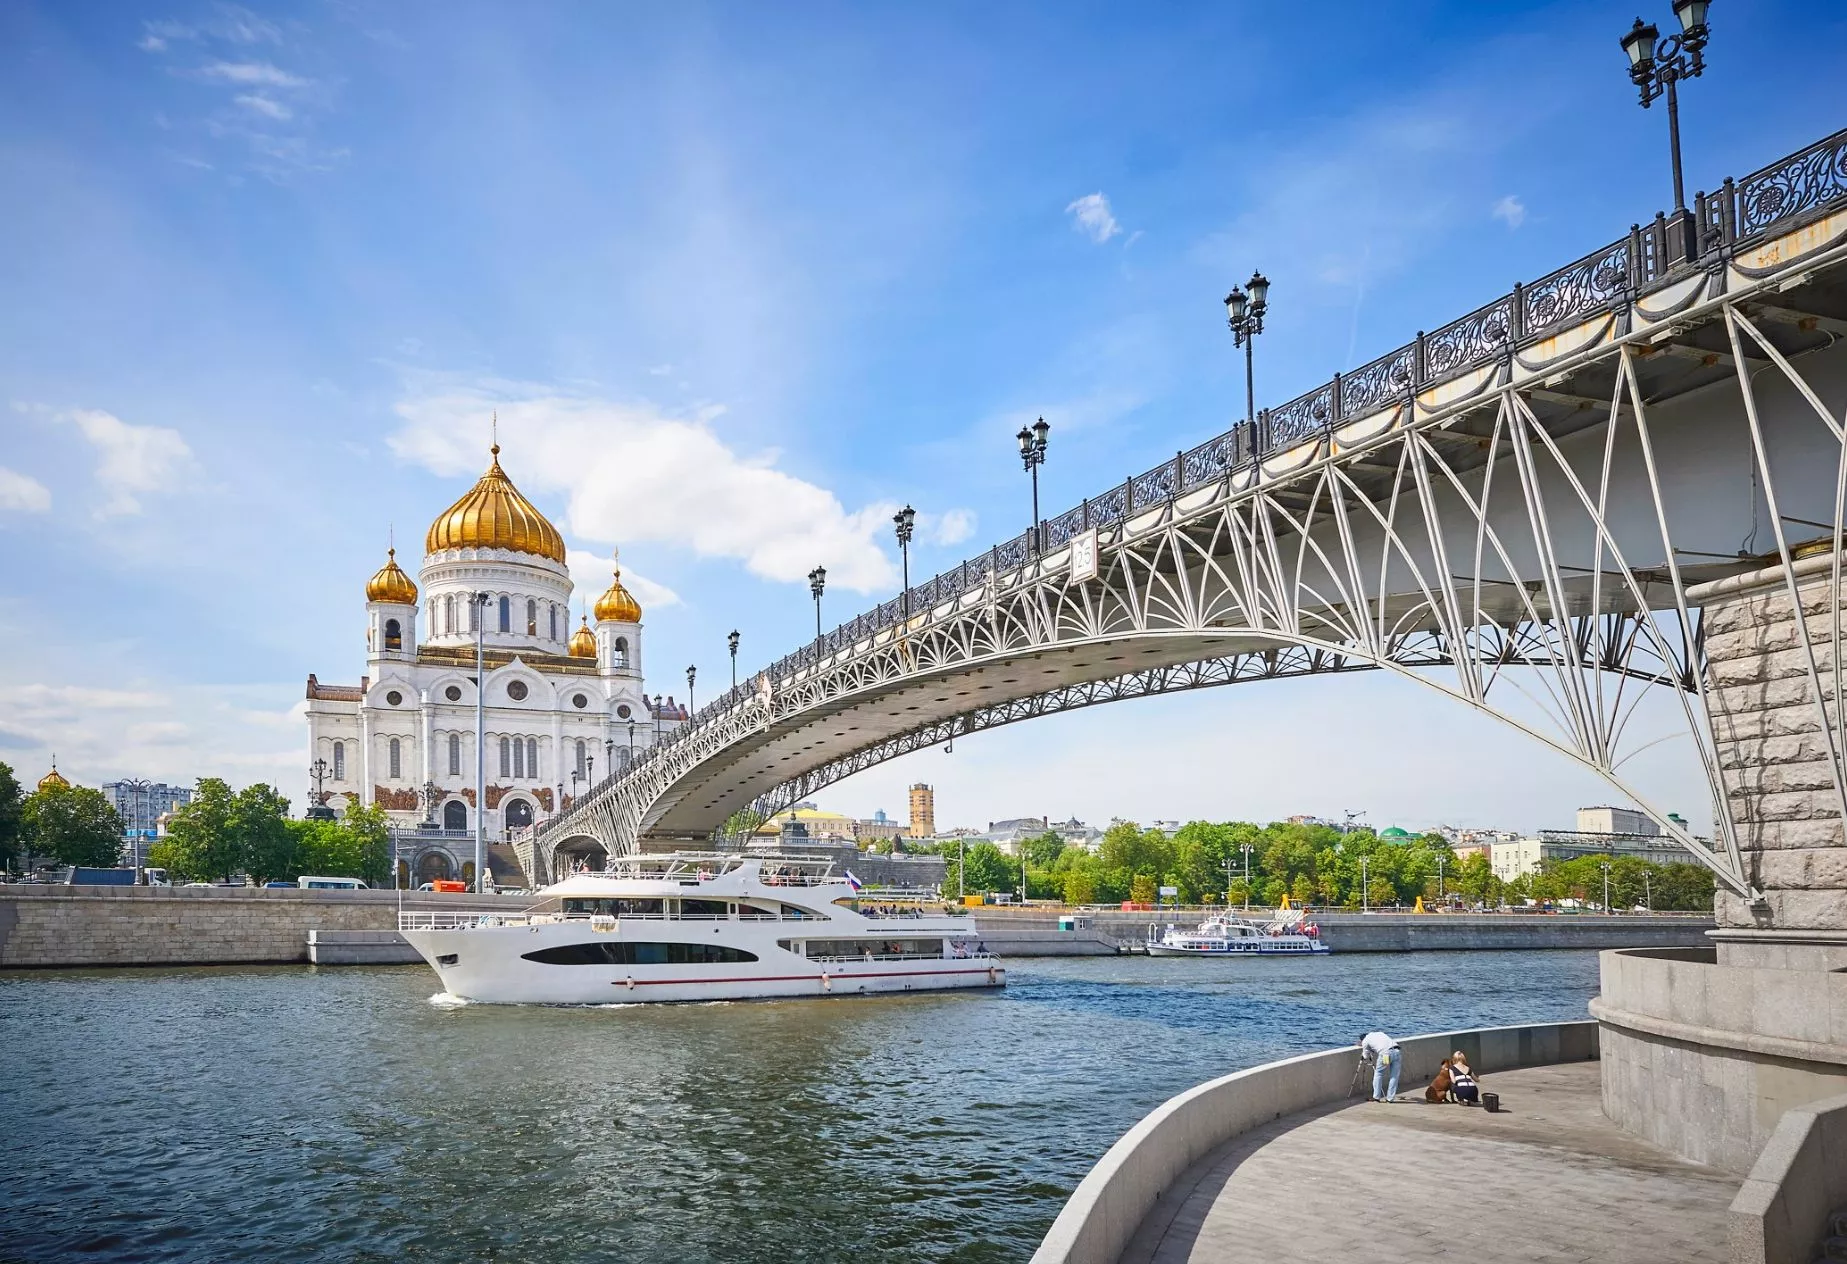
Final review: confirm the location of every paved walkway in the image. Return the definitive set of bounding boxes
[1121,1062,1738,1264]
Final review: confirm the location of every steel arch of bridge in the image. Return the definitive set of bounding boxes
[532,132,1847,898]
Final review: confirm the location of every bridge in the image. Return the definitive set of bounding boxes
[519,124,1847,906]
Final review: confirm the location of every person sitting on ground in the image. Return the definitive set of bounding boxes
[1357,1031,1402,1102]
[1447,1050,1480,1105]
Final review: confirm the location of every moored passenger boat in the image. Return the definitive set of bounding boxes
[399,852,1005,1004]
[1144,909,1330,956]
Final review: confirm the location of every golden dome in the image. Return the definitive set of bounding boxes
[568,615,598,658]
[37,763,69,792]
[593,557,643,623]
[424,445,566,564]
[365,548,419,604]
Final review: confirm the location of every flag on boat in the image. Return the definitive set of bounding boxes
[844,870,863,892]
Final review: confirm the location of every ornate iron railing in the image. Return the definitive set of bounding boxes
[538,123,1847,832]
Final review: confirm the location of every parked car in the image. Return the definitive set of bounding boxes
[263,881,295,889]
[182,882,215,888]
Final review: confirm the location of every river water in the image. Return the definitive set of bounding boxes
[3,951,1600,1262]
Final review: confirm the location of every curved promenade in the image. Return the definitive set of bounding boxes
[1032,1021,1608,1264]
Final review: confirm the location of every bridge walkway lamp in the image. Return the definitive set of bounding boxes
[1621,2,1711,218]
[727,630,739,690]
[1016,418,1049,554]
[627,719,636,767]
[686,664,696,715]
[808,565,827,642]
[1225,271,1270,472]
[893,505,915,619]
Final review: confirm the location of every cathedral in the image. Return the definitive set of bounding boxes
[305,443,681,884]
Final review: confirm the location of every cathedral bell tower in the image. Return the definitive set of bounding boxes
[364,547,419,662]
[592,550,643,681]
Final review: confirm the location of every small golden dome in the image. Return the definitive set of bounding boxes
[424,444,566,564]
[568,615,597,658]
[365,548,419,604]
[593,559,643,623]
[37,763,69,792]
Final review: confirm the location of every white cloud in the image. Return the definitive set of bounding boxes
[565,549,682,613]
[390,376,906,594]
[922,508,975,547]
[41,407,192,517]
[1492,194,1527,229]
[0,467,51,513]
[1065,192,1122,244]
[198,60,309,88]
[234,93,292,120]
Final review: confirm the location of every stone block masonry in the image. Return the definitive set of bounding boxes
[0,887,528,969]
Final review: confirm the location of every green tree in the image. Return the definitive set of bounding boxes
[0,761,23,870]
[1062,867,1097,906]
[235,783,296,882]
[293,802,391,885]
[22,783,123,868]
[162,778,242,881]
[1021,830,1067,870]
[961,843,1017,897]
[1129,874,1157,904]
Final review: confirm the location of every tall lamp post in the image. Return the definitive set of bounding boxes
[1016,418,1049,553]
[627,719,636,766]
[472,590,489,891]
[1621,3,1711,218]
[1360,855,1371,914]
[307,758,336,820]
[728,630,739,689]
[1601,860,1614,914]
[686,665,696,715]
[1224,271,1270,433]
[893,505,915,618]
[1240,842,1254,910]
[808,566,827,641]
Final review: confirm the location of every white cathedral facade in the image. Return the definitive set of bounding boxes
[305,443,682,884]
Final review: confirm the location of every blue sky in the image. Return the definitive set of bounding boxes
[2,0,1842,833]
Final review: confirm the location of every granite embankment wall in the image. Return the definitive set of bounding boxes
[972,907,1714,952]
[0,887,526,968]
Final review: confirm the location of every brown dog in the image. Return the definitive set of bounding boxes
[1425,1059,1454,1103]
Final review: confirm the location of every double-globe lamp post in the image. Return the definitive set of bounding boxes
[1621,1,1711,217]
[727,629,739,690]
[1017,417,1049,552]
[893,505,915,618]
[1224,271,1270,432]
[808,565,827,642]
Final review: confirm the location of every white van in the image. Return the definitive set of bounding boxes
[298,875,369,890]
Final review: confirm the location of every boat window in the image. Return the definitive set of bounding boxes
[791,938,944,959]
[561,898,665,917]
[520,942,759,966]
[678,899,730,918]
[779,903,817,919]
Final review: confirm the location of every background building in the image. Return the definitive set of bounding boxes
[908,783,935,838]
[101,780,193,832]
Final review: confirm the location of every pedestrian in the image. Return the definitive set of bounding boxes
[1358,1031,1401,1102]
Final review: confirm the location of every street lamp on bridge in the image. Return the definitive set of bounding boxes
[1224,271,1270,433]
[1621,2,1711,217]
[728,629,740,689]
[893,504,916,618]
[1016,418,1049,553]
[808,565,827,641]
[686,664,696,714]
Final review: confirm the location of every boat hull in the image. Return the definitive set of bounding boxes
[402,927,1007,1004]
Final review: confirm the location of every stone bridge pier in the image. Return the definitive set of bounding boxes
[1594,547,1847,1183]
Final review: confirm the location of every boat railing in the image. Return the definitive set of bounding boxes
[808,949,1000,964]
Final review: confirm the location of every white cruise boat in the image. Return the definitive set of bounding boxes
[1145,910,1330,956]
[398,852,1005,1004]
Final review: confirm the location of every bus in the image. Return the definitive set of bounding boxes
[297,876,369,890]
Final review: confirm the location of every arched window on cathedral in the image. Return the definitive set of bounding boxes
[574,739,586,777]
[384,618,402,651]
[548,604,558,641]
[613,636,629,669]
[389,737,401,779]
[526,598,537,636]
[527,737,538,779]
[443,595,454,635]
[499,737,511,779]
[468,597,479,633]
[448,733,461,776]
[427,598,435,634]
[498,596,510,633]
[513,737,525,779]
[332,741,345,781]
